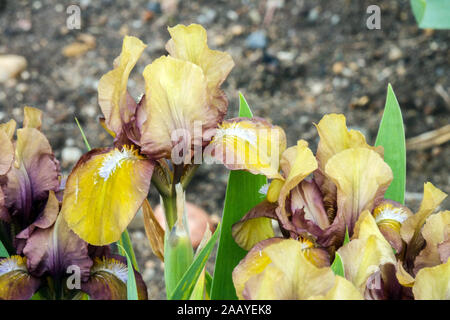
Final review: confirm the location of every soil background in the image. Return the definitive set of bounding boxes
[0,0,449,299]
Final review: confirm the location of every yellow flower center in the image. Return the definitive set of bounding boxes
[373,203,409,232]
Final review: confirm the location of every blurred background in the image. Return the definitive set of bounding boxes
[0,0,449,298]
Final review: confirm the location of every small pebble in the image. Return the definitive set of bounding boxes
[245,31,267,49]
[62,147,83,164]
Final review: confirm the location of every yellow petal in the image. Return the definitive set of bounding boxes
[413,258,450,300]
[396,261,415,287]
[140,56,215,159]
[232,238,280,299]
[233,218,274,251]
[0,129,14,175]
[166,24,234,115]
[207,118,286,179]
[325,147,393,233]
[308,276,363,300]
[338,234,396,293]
[23,106,42,130]
[315,114,383,170]
[98,36,146,136]
[278,140,318,225]
[61,146,153,245]
[0,119,16,140]
[243,239,335,299]
[400,182,447,244]
[415,210,450,271]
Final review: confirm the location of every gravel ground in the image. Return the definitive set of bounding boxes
[1,0,449,299]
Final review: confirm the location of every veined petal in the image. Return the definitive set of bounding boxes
[0,256,40,300]
[208,118,286,179]
[314,114,383,221]
[2,128,60,227]
[278,140,317,227]
[401,182,447,244]
[324,147,393,235]
[413,258,450,300]
[232,200,278,250]
[23,106,42,130]
[372,200,412,253]
[414,211,450,272]
[400,183,447,270]
[240,239,335,300]
[290,180,330,230]
[98,36,146,136]
[232,238,282,300]
[61,146,153,245]
[308,276,363,300]
[23,214,92,281]
[81,255,148,300]
[140,56,214,159]
[166,24,234,116]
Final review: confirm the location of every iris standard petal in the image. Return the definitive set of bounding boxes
[324,147,393,235]
[412,258,450,300]
[166,23,234,117]
[140,56,214,160]
[98,36,146,137]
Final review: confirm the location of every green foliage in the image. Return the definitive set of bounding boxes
[375,84,406,204]
[210,93,268,300]
[118,230,139,271]
[0,239,8,258]
[411,0,450,29]
[118,244,138,300]
[169,225,220,300]
[330,252,345,277]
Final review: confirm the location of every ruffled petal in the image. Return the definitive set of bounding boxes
[324,147,392,235]
[400,183,447,270]
[413,258,450,300]
[337,211,396,294]
[0,256,40,300]
[308,276,363,300]
[61,147,153,245]
[0,119,16,140]
[314,114,383,220]
[277,140,317,227]
[98,36,146,137]
[2,128,60,227]
[0,128,14,175]
[238,239,335,300]
[140,56,215,160]
[290,180,329,230]
[414,210,450,273]
[232,200,278,250]
[207,117,286,179]
[23,106,42,130]
[166,24,234,116]
[232,238,282,300]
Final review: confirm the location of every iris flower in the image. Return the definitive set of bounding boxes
[224,113,448,299]
[0,108,147,300]
[60,24,286,248]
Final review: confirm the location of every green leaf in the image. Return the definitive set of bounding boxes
[210,93,268,300]
[344,227,350,245]
[189,269,207,300]
[411,0,450,29]
[330,252,345,277]
[117,244,138,300]
[0,239,9,258]
[169,224,220,300]
[118,230,139,271]
[375,84,406,204]
[75,117,92,151]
